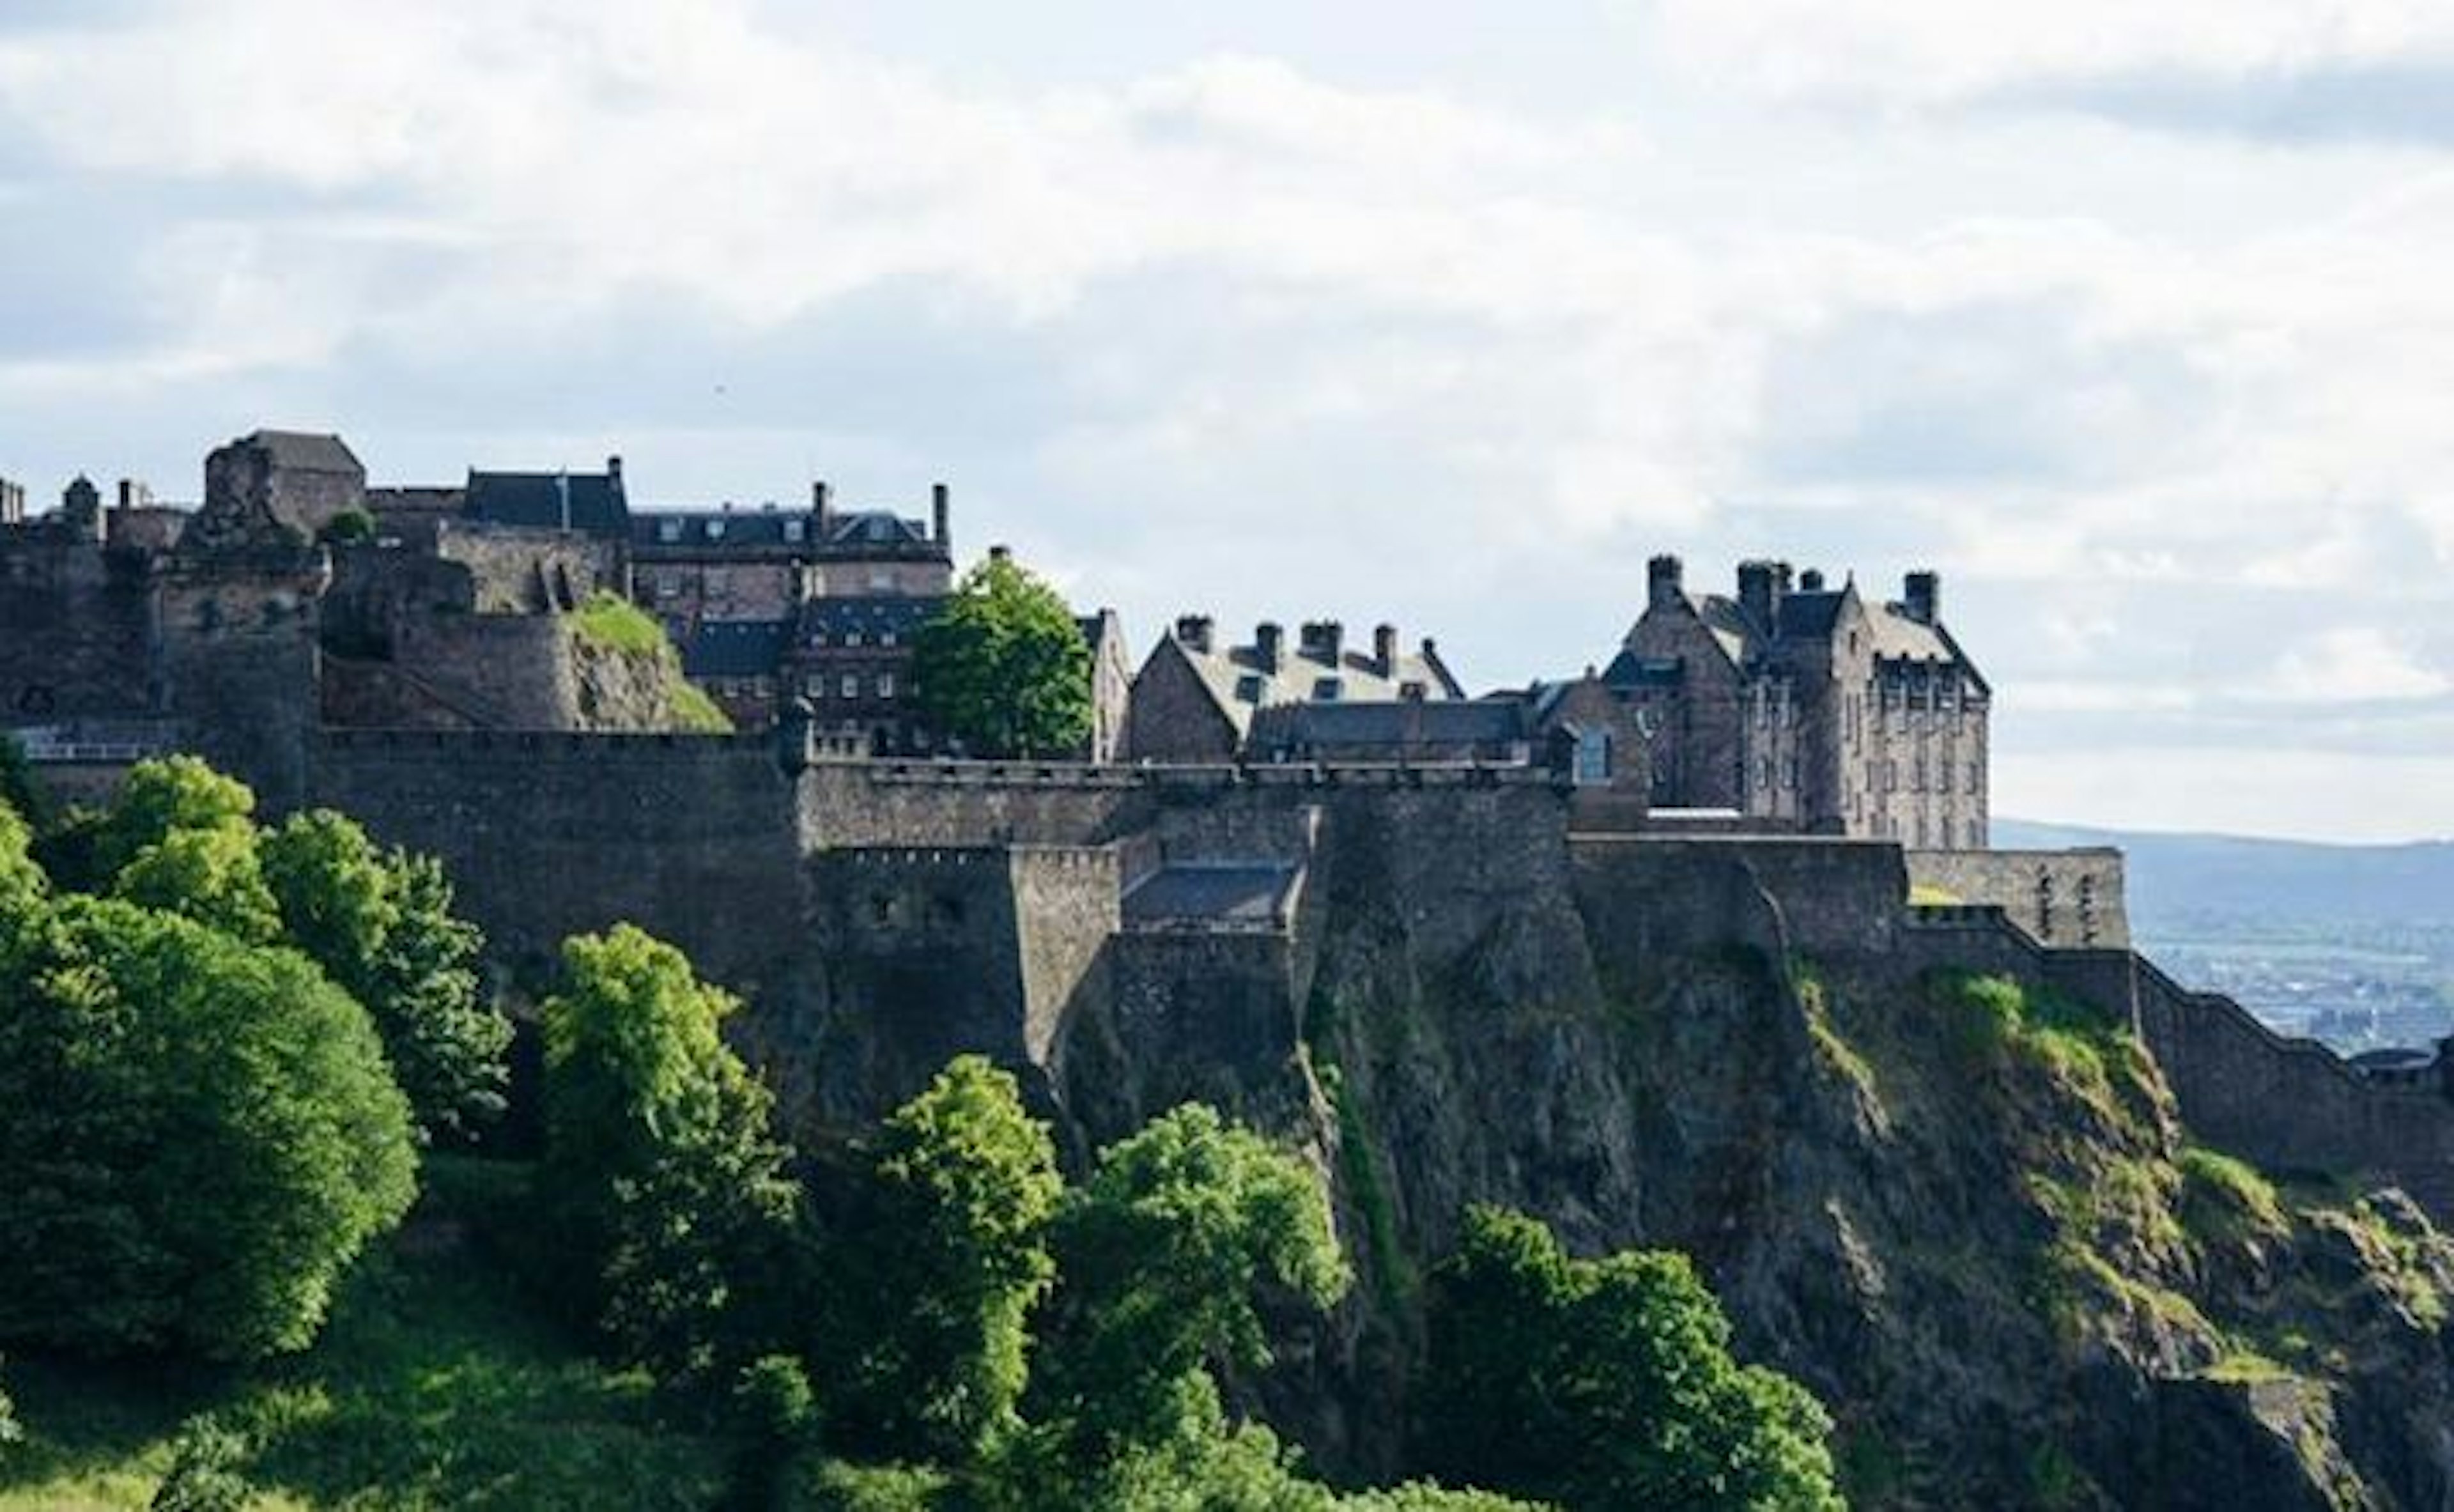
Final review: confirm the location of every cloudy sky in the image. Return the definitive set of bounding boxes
[4,1,2453,840]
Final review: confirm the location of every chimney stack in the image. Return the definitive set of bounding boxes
[1737,559,1791,633]
[932,482,952,553]
[62,475,102,543]
[1800,567,1825,592]
[1254,621,1284,672]
[1373,622,1400,676]
[812,479,834,536]
[0,479,22,526]
[1175,614,1214,654]
[1903,570,1940,625]
[605,455,624,498]
[1299,620,1345,664]
[1647,553,1685,610]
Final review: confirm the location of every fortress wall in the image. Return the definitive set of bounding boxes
[0,539,157,719]
[307,730,803,992]
[1908,847,2130,948]
[388,614,575,729]
[1572,837,1905,968]
[1010,845,1123,1065]
[1108,929,1300,1113]
[798,760,1150,850]
[159,555,327,812]
[811,847,1030,1094]
[435,524,615,612]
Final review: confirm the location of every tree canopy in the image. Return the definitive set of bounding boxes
[538,925,802,1382]
[911,552,1093,759]
[0,894,417,1360]
[841,1054,1063,1462]
[1420,1207,1842,1512]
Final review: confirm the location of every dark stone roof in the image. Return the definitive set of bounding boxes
[465,470,628,536]
[1248,698,1527,753]
[680,619,791,679]
[800,596,943,644]
[1774,590,1846,638]
[1600,649,1685,688]
[245,430,362,475]
[1122,863,1295,926]
[630,506,943,559]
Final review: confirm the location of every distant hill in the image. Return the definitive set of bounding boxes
[1995,819,2454,929]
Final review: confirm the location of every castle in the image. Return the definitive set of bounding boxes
[3,428,2449,1226]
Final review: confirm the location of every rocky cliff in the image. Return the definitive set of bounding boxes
[1047,837,2454,1509]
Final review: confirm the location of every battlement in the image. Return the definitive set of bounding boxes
[830,754,1559,792]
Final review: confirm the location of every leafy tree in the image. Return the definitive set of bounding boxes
[538,925,801,1382]
[0,794,42,906]
[841,1055,1063,1461]
[262,812,509,1140]
[0,895,417,1360]
[1419,1207,1841,1512]
[0,731,45,830]
[1034,1104,1349,1459]
[911,553,1093,759]
[318,506,376,545]
[150,1417,254,1511]
[91,757,279,941]
[0,1353,20,1451]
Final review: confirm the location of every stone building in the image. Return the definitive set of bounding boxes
[1607,556,1989,848]
[629,482,955,645]
[1123,616,1463,762]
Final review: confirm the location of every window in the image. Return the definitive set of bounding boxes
[876,672,895,700]
[1313,677,1344,701]
[806,674,825,697]
[1573,729,1611,787]
[845,630,864,647]
[869,571,894,591]
[657,519,681,543]
[841,674,859,700]
[1758,757,1773,792]
[1234,674,1265,703]
[783,520,805,543]
[881,630,898,647]
[706,519,727,541]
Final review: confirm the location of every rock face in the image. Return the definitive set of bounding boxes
[1051,840,2454,1509]
[301,741,2454,1508]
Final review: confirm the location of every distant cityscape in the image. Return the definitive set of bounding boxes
[2148,916,2454,1058]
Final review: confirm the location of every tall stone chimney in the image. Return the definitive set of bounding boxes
[605,455,624,501]
[932,482,952,553]
[812,479,834,537]
[1904,569,1940,625]
[0,479,22,526]
[62,475,103,543]
[1175,614,1214,654]
[1648,553,1685,610]
[1300,620,1344,663]
[1737,559,1785,631]
[1254,621,1284,672]
[1373,622,1400,676]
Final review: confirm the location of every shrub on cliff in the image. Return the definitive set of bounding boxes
[911,552,1093,759]
[0,895,417,1360]
[1029,1104,1350,1465]
[538,925,802,1383]
[835,1054,1063,1463]
[1420,1207,1841,1512]
[263,811,510,1141]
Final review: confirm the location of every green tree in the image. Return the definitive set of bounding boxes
[0,794,43,906]
[539,925,801,1382]
[0,895,417,1360]
[91,757,279,941]
[911,553,1093,759]
[1033,1104,1349,1459]
[842,1055,1063,1462]
[1420,1207,1841,1512]
[0,731,45,831]
[262,812,509,1140]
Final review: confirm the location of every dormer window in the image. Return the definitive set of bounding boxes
[1313,677,1344,701]
[706,519,726,541]
[783,519,805,543]
[845,630,864,647]
[657,519,681,543]
[1233,674,1265,703]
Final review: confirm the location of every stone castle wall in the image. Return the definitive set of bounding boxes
[1907,846,2129,948]
[0,534,158,720]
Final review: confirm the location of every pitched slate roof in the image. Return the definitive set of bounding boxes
[799,595,943,645]
[1122,863,1296,927]
[1247,698,1528,755]
[1156,624,1464,739]
[245,430,362,475]
[465,469,628,536]
[679,619,792,679]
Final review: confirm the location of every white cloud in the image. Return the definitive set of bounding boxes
[2267,626,2451,703]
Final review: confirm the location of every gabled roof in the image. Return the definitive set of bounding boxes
[827,511,930,547]
[1147,624,1465,739]
[465,469,628,536]
[1247,698,1528,753]
[245,430,362,475]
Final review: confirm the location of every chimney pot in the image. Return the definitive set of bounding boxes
[1175,613,1214,653]
[1255,621,1285,672]
[1904,569,1941,624]
[932,482,952,553]
[1647,553,1685,610]
[1373,622,1400,675]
